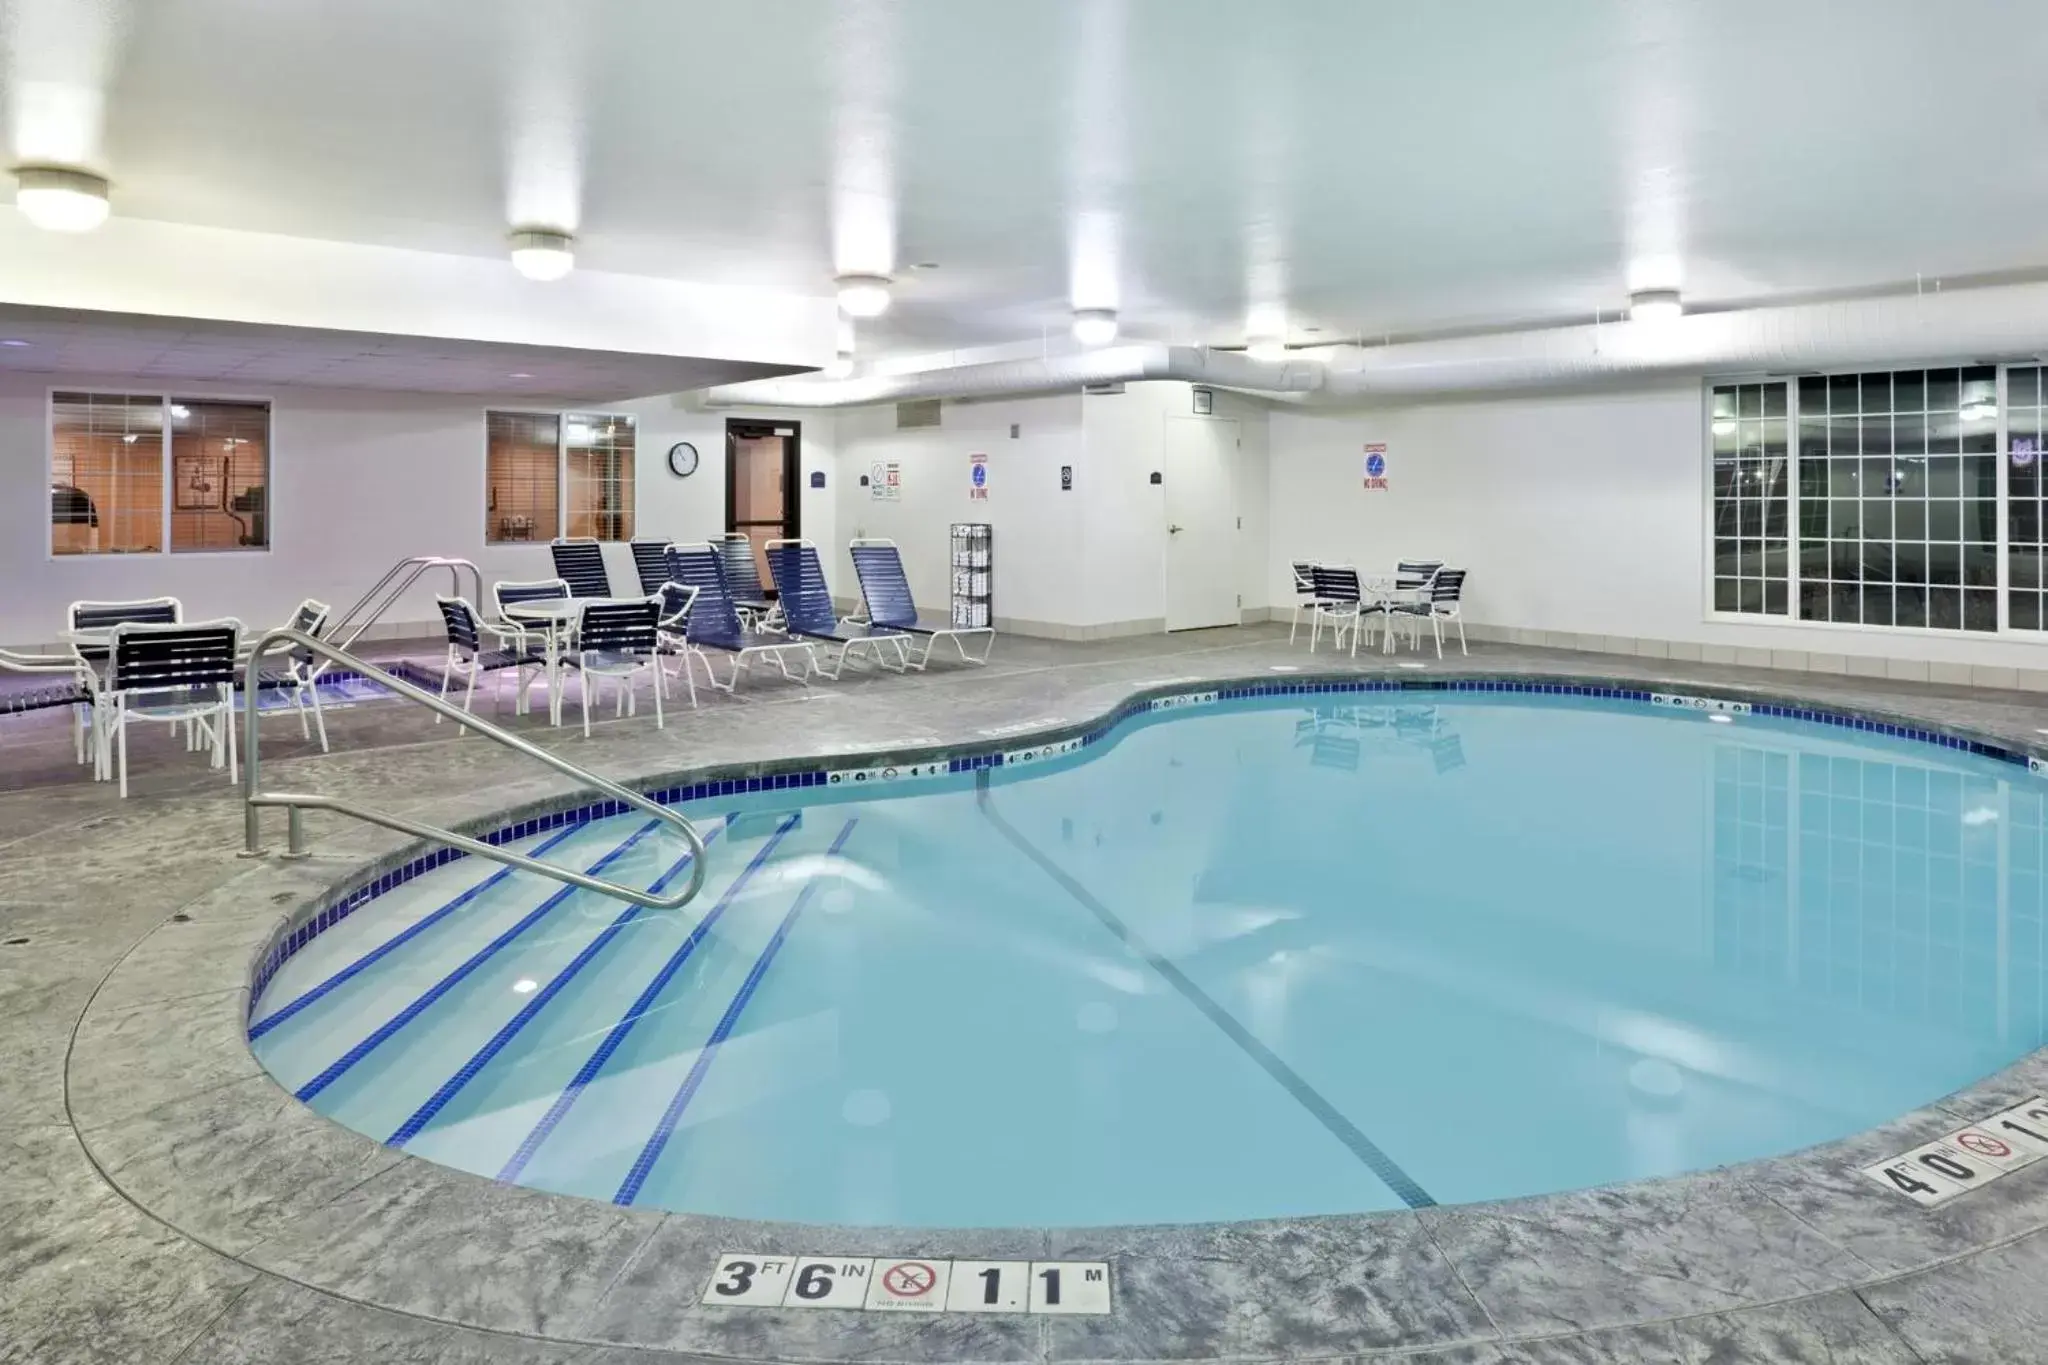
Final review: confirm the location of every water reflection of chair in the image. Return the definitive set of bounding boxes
[1295,702,1464,773]
[1294,712,1362,770]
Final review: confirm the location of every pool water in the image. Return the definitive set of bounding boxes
[248,692,2048,1227]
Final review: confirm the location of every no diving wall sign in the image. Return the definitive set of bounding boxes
[703,1255,1111,1315]
[1362,443,1389,491]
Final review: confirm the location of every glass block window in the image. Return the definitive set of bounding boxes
[485,411,561,544]
[564,413,636,541]
[2009,366,2048,630]
[51,392,164,555]
[1710,382,1791,615]
[1794,367,1998,632]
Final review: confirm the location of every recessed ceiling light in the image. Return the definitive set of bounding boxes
[508,228,575,281]
[508,371,533,379]
[835,274,893,318]
[0,338,29,347]
[1072,309,1119,347]
[1708,713,1734,724]
[912,261,939,270]
[1303,326,1323,334]
[13,166,110,232]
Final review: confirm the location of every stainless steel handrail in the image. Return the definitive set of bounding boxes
[329,557,484,651]
[240,628,709,911]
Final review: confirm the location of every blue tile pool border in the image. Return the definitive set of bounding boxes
[246,671,2048,1020]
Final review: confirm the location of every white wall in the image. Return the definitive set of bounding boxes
[829,383,1271,636]
[1,371,827,648]
[1267,382,2048,673]
[833,395,1085,629]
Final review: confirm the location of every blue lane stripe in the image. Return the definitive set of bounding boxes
[384,825,727,1149]
[614,818,858,1207]
[294,819,663,1103]
[975,778,1437,1210]
[495,815,801,1183]
[250,822,588,1041]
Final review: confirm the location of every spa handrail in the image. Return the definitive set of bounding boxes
[330,557,485,651]
[240,628,709,911]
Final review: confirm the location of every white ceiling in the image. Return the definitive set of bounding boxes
[0,305,793,397]
[8,0,2048,365]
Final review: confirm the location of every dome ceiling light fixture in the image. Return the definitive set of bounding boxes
[1629,288,1683,325]
[835,274,893,318]
[12,166,111,232]
[508,227,576,281]
[1072,309,1119,347]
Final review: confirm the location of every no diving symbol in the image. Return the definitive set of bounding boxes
[1957,1131,2013,1159]
[881,1261,938,1300]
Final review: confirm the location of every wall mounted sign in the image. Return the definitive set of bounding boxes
[809,470,826,489]
[1060,465,1073,491]
[1192,387,1214,415]
[870,461,901,501]
[969,452,989,501]
[1362,443,1390,491]
[1148,471,1162,485]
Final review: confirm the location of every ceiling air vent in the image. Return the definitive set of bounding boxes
[896,399,942,429]
[1083,382,1126,395]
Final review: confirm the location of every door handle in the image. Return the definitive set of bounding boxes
[1168,524,1184,534]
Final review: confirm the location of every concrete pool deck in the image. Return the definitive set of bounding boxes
[6,624,2048,1363]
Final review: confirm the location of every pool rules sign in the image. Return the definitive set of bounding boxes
[1362,442,1390,491]
[702,1254,1111,1315]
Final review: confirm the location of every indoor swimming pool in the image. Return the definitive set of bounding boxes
[247,687,2048,1228]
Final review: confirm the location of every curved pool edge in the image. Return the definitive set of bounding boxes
[65,663,2048,1363]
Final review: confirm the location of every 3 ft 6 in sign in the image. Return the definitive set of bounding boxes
[703,1255,1110,1315]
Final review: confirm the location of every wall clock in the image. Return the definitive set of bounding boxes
[667,441,700,477]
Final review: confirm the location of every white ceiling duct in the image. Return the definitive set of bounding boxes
[701,343,1324,407]
[1312,280,2048,399]
[701,277,2048,409]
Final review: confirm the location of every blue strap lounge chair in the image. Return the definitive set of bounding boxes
[847,538,995,670]
[664,544,815,690]
[766,540,909,679]
[715,533,780,630]
[629,538,674,596]
[550,538,615,598]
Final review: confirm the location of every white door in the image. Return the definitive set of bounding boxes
[1163,417,1240,631]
